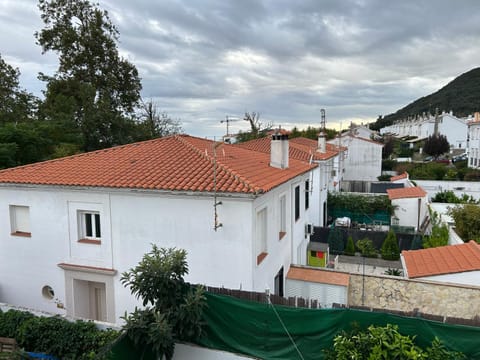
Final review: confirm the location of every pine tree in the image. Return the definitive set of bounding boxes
[381,229,400,260]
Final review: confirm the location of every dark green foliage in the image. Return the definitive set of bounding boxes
[400,162,448,180]
[381,229,400,260]
[423,134,450,159]
[377,174,392,181]
[289,126,337,140]
[384,268,402,276]
[381,136,394,159]
[0,309,118,359]
[324,324,465,359]
[356,238,377,258]
[381,159,397,171]
[431,190,477,204]
[370,67,480,130]
[121,245,206,360]
[327,227,345,255]
[328,192,395,216]
[344,236,355,256]
[448,204,480,243]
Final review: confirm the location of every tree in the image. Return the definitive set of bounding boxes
[344,236,355,256]
[382,135,395,159]
[236,112,272,142]
[381,229,400,260]
[0,54,38,124]
[327,227,345,255]
[448,204,480,243]
[136,100,182,139]
[356,238,378,258]
[121,245,206,360]
[423,134,450,159]
[36,0,142,151]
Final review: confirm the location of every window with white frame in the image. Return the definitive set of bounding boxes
[10,205,31,236]
[279,195,286,239]
[256,207,267,264]
[78,211,101,242]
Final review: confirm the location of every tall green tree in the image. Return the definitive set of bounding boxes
[0,54,38,124]
[381,229,400,260]
[121,245,206,360]
[36,0,142,151]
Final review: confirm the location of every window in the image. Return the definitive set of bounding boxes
[305,180,310,210]
[10,205,31,236]
[279,195,286,239]
[294,185,300,221]
[78,211,101,243]
[256,208,267,264]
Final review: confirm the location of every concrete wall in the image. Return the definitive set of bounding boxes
[338,137,382,182]
[349,273,480,318]
[391,196,428,231]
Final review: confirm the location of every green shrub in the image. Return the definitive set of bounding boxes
[356,238,377,258]
[344,236,355,256]
[381,229,400,260]
[0,309,118,359]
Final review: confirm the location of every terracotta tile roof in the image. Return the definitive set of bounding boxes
[287,266,350,286]
[237,137,340,161]
[387,186,426,200]
[390,172,409,182]
[0,135,316,194]
[402,241,480,278]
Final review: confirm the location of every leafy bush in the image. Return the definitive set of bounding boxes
[385,268,402,276]
[381,229,400,260]
[344,236,355,256]
[448,204,480,243]
[324,324,465,359]
[356,238,377,258]
[328,193,394,216]
[0,309,118,359]
[431,190,477,204]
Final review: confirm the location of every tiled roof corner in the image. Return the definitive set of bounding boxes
[402,240,480,278]
[390,172,409,182]
[387,186,426,200]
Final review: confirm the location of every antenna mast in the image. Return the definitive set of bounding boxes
[320,108,326,131]
[220,115,241,137]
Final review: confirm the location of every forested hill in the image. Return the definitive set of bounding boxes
[370,67,480,130]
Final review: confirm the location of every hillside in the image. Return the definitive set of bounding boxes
[370,67,480,130]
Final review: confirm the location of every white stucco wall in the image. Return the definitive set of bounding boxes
[419,270,480,287]
[392,196,428,230]
[0,171,313,324]
[414,180,480,201]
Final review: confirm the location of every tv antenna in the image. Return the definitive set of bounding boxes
[220,115,241,136]
[320,108,326,131]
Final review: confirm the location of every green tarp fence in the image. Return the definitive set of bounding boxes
[328,209,391,225]
[109,292,480,359]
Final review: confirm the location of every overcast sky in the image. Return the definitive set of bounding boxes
[2,0,480,138]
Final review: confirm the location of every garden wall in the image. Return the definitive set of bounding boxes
[348,273,480,319]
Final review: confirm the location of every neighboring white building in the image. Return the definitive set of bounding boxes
[328,133,383,182]
[380,111,468,150]
[0,134,317,324]
[238,135,345,227]
[387,186,429,232]
[401,241,480,286]
[467,112,480,168]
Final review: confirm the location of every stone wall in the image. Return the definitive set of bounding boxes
[348,274,480,319]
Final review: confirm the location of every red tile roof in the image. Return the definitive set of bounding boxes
[387,186,426,200]
[0,135,316,194]
[237,137,340,161]
[287,266,350,286]
[390,172,408,182]
[402,241,480,278]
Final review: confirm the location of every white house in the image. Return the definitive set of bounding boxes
[238,134,344,227]
[380,111,468,150]
[0,134,317,324]
[401,240,480,286]
[387,186,429,232]
[467,112,480,168]
[328,133,383,182]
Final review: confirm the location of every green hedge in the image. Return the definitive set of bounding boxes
[0,309,118,359]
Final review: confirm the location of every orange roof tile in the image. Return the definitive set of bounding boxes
[390,172,409,182]
[402,241,480,278]
[237,137,340,161]
[0,135,316,194]
[387,186,426,200]
[287,266,350,286]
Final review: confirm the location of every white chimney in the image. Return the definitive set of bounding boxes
[270,134,289,169]
[318,131,326,153]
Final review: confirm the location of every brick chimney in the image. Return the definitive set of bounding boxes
[270,134,289,169]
